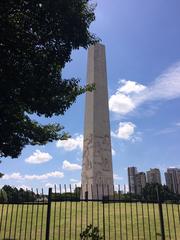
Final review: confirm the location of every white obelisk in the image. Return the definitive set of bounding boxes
[81,43,114,199]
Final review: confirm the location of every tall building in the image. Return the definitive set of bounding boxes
[81,44,114,199]
[135,172,146,195]
[177,169,180,194]
[165,168,180,194]
[128,167,137,194]
[165,171,173,192]
[146,168,161,184]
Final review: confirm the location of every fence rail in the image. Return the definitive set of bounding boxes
[0,185,180,240]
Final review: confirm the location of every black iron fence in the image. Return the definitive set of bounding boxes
[0,185,180,240]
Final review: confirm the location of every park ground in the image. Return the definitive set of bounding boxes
[0,202,179,239]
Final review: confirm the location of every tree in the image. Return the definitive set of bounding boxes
[0,161,3,178]
[0,189,8,202]
[142,183,179,202]
[74,186,81,198]
[2,185,36,202]
[2,185,18,202]
[0,0,98,158]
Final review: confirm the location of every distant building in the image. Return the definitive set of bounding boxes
[165,171,173,191]
[147,168,161,184]
[135,172,146,195]
[165,168,180,194]
[177,169,180,194]
[128,167,137,194]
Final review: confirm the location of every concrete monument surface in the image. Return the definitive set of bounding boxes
[81,43,114,199]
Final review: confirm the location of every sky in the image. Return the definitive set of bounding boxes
[1,0,180,191]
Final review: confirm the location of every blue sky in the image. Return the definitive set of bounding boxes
[1,0,180,191]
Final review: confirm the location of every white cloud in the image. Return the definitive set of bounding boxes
[146,62,180,101]
[109,92,135,114]
[60,181,81,193]
[124,184,129,193]
[109,79,145,115]
[45,183,55,188]
[62,160,82,171]
[2,171,64,181]
[3,172,22,180]
[112,148,116,156]
[70,178,79,183]
[112,122,136,140]
[113,174,123,181]
[56,135,83,151]
[155,122,180,136]
[155,128,175,135]
[17,185,31,190]
[25,150,52,164]
[168,166,176,169]
[109,62,180,116]
[131,133,142,143]
[176,122,180,127]
[118,79,146,94]
[24,171,64,180]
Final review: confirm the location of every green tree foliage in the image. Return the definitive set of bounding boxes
[0,161,3,178]
[51,186,81,201]
[142,183,179,202]
[74,186,81,197]
[80,225,103,240]
[0,0,98,158]
[0,189,8,202]
[2,185,36,202]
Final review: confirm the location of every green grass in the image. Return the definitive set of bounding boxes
[0,202,179,239]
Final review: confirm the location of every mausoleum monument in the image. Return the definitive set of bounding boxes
[81,43,114,199]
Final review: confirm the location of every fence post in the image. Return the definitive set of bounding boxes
[156,187,165,240]
[46,188,52,240]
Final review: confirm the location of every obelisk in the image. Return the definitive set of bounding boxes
[81,43,114,199]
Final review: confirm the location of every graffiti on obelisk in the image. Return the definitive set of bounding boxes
[81,43,114,199]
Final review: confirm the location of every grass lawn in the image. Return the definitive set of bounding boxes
[0,202,179,239]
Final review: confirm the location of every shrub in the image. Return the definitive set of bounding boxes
[80,224,103,240]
